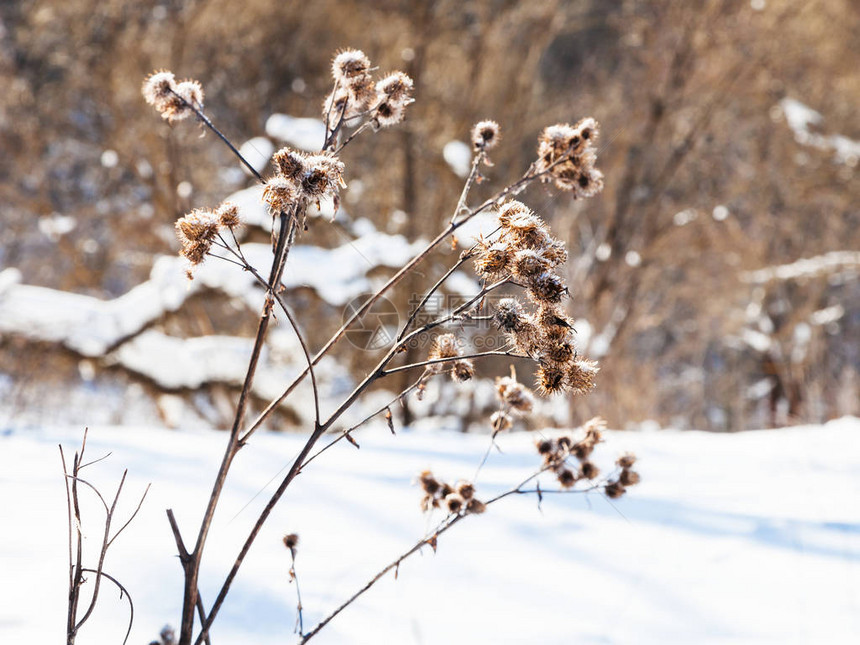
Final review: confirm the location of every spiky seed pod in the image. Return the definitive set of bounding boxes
[263,177,299,214]
[538,123,580,165]
[429,333,460,362]
[528,272,568,304]
[573,439,594,461]
[537,304,574,334]
[331,49,371,85]
[557,468,577,489]
[348,75,378,111]
[142,70,176,110]
[495,375,534,413]
[445,493,465,514]
[509,317,542,356]
[605,481,626,499]
[175,209,220,267]
[574,117,600,146]
[619,469,641,486]
[376,72,414,104]
[301,153,346,200]
[273,147,307,181]
[418,470,441,495]
[535,438,554,455]
[579,461,599,480]
[617,453,637,469]
[474,242,512,279]
[471,120,501,151]
[542,239,569,266]
[540,340,575,366]
[216,202,241,229]
[283,533,299,550]
[493,298,525,332]
[455,480,475,500]
[556,435,573,452]
[372,100,406,128]
[439,482,454,498]
[490,410,513,433]
[536,364,566,395]
[496,200,530,227]
[566,359,599,395]
[452,359,475,383]
[512,249,552,280]
[175,80,204,109]
[583,416,607,438]
[466,498,487,514]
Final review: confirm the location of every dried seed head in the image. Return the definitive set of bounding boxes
[376,71,414,104]
[332,49,371,85]
[605,481,626,499]
[142,70,176,109]
[616,453,637,469]
[583,416,607,438]
[273,147,307,181]
[175,80,204,109]
[263,176,298,214]
[175,209,220,268]
[429,333,460,362]
[493,298,525,332]
[536,363,566,395]
[556,435,573,451]
[542,239,569,266]
[528,272,568,304]
[445,493,465,514]
[452,359,475,383]
[579,461,599,480]
[495,375,534,413]
[216,202,241,229]
[439,482,454,498]
[471,120,501,151]
[300,153,346,200]
[490,410,513,432]
[455,480,475,500]
[418,470,441,495]
[619,469,641,486]
[512,249,552,279]
[283,533,299,550]
[573,439,594,461]
[557,468,577,489]
[535,438,554,455]
[372,100,407,128]
[474,242,512,279]
[497,200,530,227]
[466,498,487,514]
[540,340,575,366]
[566,359,599,395]
[509,317,542,355]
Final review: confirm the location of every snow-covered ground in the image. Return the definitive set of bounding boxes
[2,418,858,644]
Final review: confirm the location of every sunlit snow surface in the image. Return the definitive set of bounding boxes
[2,418,858,644]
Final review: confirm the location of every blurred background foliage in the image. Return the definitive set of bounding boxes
[1,0,858,431]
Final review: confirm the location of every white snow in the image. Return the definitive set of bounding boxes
[1,417,858,644]
[779,97,860,165]
[238,137,276,176]
[265,114,327,152]
[0,233,426,358]
[742,251,860,285]
[443,140,473,178]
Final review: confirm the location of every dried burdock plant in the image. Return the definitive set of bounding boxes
[134,45,636,644]
[60,429,150,645]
